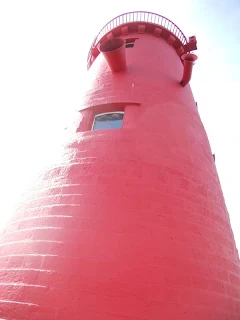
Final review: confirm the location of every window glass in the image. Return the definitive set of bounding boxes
[125,38,138,48]
[92,112,124,130]
[125,43,135,48]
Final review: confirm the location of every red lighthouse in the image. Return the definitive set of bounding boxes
[0,11,239,319]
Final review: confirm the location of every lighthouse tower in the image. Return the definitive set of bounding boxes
[0,11,239,320]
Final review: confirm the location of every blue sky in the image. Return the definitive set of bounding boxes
[0,0,239,249]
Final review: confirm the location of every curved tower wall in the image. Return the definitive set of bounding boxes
[0,12,239,320]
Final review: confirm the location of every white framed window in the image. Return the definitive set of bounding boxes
[92,112,124,130]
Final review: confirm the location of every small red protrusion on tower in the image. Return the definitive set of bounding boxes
[99,38,127,72]
[180,53,198,86]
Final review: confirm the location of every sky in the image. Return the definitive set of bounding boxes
[0,0,239,249]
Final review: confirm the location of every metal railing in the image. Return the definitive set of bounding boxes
[87,11,188,67]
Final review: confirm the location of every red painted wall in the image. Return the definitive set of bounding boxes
[0,28,240,320]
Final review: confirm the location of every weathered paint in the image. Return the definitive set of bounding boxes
[0,15,239,320]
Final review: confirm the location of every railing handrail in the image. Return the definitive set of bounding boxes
[87,11,188,67]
